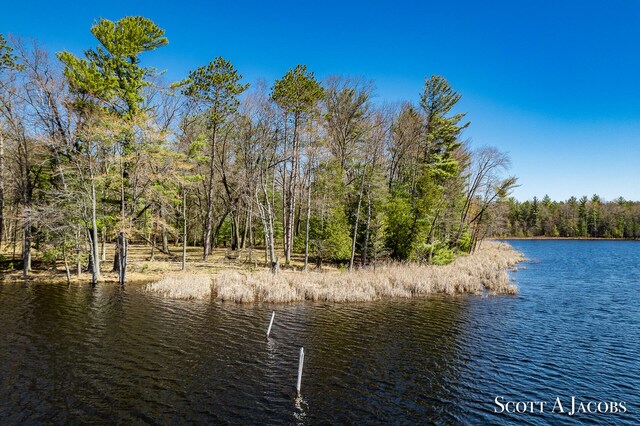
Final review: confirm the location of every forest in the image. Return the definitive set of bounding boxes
[0,16,518,283]
[492,196,640,239]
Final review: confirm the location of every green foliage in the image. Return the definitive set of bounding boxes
[0,34,22,71]
[457,230,472,253]
[431,246,455,265]
[420,75,461,117]
[310,207,351,263]
[414,166,445,220]
[384,192,415,259]
[384,75,471,262]
[503,195,640,239]
[321,207,352,262]
[180,57,249,125]
[57,16,168,117]
[272,64,324,116]
[40,247,59,264]
[91,17,167,56]
[410,240,455,265]
[3,18,531,275]
[420,75,468,163]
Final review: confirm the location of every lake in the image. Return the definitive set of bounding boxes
[0,240,638,424]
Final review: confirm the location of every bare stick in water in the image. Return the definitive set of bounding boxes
[266,311,275,338]
[296,347,304,396]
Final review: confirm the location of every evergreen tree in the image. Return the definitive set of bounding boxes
[180,57,249,260]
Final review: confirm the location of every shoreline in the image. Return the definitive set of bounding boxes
[498,237,640,241]
[145,241,525,303]
[2,242,526,304]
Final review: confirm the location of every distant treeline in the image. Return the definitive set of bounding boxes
[0,17,516,279]
[491,196,640,239]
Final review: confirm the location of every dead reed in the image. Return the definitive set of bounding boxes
[146,241,524,302]
[145,273,212,299]
[146,242,524,303]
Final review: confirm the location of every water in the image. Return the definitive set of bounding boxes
[0,240,638,424]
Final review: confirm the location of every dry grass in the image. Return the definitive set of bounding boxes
[145,273,212,299]
[3,241,523,302]
[0,244,241,285]
[212,241,523,302]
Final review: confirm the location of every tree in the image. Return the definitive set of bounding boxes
[180,57,248,260]
[271,65,323,265]
[2,19,535,278]
[0,34,20,71]
[461,147,517,251]
[0,34,22,251]
[57,15,168,220]
[386,75,469,261]
[454,146,516,249]
[57,17,167,119]
[324,77,372,176]
[58,16,168,282]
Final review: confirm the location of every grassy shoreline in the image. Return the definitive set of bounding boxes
[498,236,639,241]
[146,241,525,303]
[1,241,525,303]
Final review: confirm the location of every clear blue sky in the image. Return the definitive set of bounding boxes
[2,0,638,201]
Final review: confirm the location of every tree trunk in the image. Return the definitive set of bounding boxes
[120,154,126,231]
[76,229,82,277]
[150,219,157,261]
[160,205,169,253]
[203,124,218,260]
[23,220,31,277]
[12,217,18,261]
[0,133,4,250]
[63,244,71,286]
[361,189,371,267]
[231,212,240,251]
[258,175,278,274]
[21,136,33,278]
[284,114,300,265]
[90,178,101,279]
[281,121,288,262]
[116,232,128,286]
[349,168,366,270]
[212,211,228,249]
[248,203,254,264]
[304,173,312,271]
[87,228,97,287]
[101,227,106,262]
[241,212,249,250]
[262,214,268,264]
[112,249,118,272]
[182,185,187,271]
[295,204,301,236]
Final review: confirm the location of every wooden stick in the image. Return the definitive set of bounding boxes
[296,347,304,396]
[266,311,275,338]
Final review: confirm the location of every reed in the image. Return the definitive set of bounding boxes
[145,273,212,299]
[209,241,524,303]
[146,241,523,302]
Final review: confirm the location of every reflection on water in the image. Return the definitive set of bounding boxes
[0,240,638,424]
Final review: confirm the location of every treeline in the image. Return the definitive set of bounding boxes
[0,17,516,281]
[491,196,640,238]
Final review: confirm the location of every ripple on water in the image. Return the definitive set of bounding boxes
[1,240,639,424]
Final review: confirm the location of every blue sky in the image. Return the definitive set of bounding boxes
[2,0,638,201]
